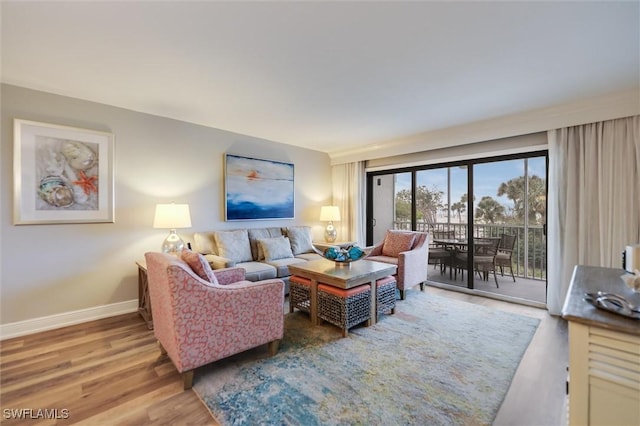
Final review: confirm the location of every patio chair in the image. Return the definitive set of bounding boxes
[428,230,455,274]
[453,237,501,287]
[474,237,501,287]
[495,233,517,282]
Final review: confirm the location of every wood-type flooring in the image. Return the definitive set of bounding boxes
[0,286,567,425]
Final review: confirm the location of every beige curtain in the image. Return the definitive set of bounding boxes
[547,115,640,315]
[331,161,366,245]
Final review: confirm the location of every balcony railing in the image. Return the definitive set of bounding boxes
[394,221,547,281]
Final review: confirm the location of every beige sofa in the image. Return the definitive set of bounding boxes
[193,226,323,293]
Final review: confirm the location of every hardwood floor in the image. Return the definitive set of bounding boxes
[425,286,569,426]
[0,287,567,425]
[0,314,215,425]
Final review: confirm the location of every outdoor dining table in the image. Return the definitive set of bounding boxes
[432,238,495,279]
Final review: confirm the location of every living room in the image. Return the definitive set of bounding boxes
[1,2,639,425]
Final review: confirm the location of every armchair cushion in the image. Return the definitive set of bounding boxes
[259,236,294,261]
[181,249,219,285]
[382,231,416,257]
[214,230,253,263]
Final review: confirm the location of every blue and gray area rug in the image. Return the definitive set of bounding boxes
[193,292,540,425]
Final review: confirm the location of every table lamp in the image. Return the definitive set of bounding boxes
[320,205,340,243]
[153,203,192,255]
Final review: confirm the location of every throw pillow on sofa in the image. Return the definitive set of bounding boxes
[286,226,314,255]
[259,237,294,261]
[248,227,284,260]
[382,231,416,257]
[181,249,219,285]
[193,232,216,255]
[214,230,253,263]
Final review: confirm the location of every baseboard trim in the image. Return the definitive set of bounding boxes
[0,300,138,340]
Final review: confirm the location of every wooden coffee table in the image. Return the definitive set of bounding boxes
[288,258,397,327]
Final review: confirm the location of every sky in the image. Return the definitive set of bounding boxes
[394,156,546,212]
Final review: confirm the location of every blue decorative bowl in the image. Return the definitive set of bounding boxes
[321,245,365,265]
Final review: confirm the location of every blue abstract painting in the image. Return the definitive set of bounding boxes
[225,154,294,220]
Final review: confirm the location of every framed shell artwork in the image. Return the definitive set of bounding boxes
[13,119,115,224]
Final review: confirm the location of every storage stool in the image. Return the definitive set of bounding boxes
[376,276,397,319]
[289,275,311,314]
[317,284,371,337]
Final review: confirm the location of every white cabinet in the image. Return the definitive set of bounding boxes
[563,266,640,426]
[567,322,640,425]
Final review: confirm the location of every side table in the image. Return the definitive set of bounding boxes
[136,260,153,329]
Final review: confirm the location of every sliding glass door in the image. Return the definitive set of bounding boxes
[366,151,548,305]
[369,172,412,243]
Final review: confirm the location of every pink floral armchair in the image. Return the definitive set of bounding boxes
[365,230,429,300]
[144,252,284,390]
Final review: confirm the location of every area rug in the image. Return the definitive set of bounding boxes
[193,292,540,425]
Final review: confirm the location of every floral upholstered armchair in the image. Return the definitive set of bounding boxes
[144,251,285,390]
[365,230,429,300]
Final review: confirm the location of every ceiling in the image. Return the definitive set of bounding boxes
[2,1,638,160]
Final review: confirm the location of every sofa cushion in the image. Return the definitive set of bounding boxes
[382,231,416,257]
[259,237,294,261]
[286,226,314,255]
[264,257,307,278]
[181,249,219,286]
[248,227,284,260]
[236,261,278,281]
[294,252,324,262]
[214,230,253,263]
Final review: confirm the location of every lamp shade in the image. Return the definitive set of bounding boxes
[153,203,192,229]
[320,206,341,222]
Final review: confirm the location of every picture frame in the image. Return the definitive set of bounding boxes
[13,119,115,225]
[224,154,294,221]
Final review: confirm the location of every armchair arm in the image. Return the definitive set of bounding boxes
[218,278,284,290]
[365,242,384,258]
[396,243,429,286]
[213,267,246,285]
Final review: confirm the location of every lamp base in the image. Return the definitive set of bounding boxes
[162,229,185,255]
[324,222,337,243]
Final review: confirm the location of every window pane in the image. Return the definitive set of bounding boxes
[416,169,447,232]
[450,165,468,239]
[474,159,523,231]
[393,172,412,230]
[527,157,547,226]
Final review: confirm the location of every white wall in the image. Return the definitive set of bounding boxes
[0,84,332,334]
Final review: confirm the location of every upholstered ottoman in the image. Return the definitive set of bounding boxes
[376,276,397,319]
[317,284,371,337]
[289,275,311,314]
